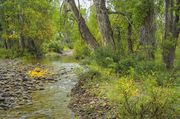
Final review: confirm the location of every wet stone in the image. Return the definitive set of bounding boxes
[0,97,5,102]
[0,59,61,110]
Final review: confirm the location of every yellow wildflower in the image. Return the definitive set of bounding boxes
[28,67,49,78]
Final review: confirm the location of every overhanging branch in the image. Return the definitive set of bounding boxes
[108,11,132,25]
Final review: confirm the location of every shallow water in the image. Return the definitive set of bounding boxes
[0,57,80,119]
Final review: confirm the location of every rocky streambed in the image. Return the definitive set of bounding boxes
[0,59,81,119]
[0,59,58,110]
[0,58,116,119]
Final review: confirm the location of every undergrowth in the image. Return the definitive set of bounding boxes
[77,47,180,118]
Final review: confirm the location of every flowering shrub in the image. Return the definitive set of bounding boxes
[118,78,139,97]
[28,67,49,78]
[108,77,177,118]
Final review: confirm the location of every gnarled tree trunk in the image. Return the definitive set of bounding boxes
[93,0,115,48]
[67,0,98,50]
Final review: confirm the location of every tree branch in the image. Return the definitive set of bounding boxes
[108,11,132,25]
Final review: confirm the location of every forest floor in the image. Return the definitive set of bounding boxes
[69,71,118,119]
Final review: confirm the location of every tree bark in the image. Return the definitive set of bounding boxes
[19,35,25,54]
[4,39,8,49]
[163,0,179,69]
[127,22,133,53]
[173,0,180,38]
[93,0,115,48]
[139,0,156,60]
[67,0,98,50]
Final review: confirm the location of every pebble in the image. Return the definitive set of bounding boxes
[0,97,5,102]
[0,59,62,110]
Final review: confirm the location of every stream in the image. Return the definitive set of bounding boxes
[0,56,81,119]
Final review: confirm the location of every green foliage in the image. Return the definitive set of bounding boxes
[91,49,175,86]
[108,77,178,118]
[87,6,101,44]
[79,68,101,81]
[116,56,176,86]
[0,47,30,58]
[115,56,138,74]
[0,48,16,59]
[0,0,59,56]
[134,0,155,25]
[93,47,119,68]
[43,39,63,53]
[74,41,92,60]
[80,65,179,118]
[162,35,177,54]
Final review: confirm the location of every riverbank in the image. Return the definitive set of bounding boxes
[0,59,62,110]
[69,70,118,119]
[69,64,179,119]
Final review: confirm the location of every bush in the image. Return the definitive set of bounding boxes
[42,38,64,54]
[115,57,137,74]
[0,48,19,59]
[108,77,177,119]
[112,54,174,83]
[47,40,63,53]
[92,49,174,85]
[79,68,101,79]
[74,41,91,60]
[93,47,120,68]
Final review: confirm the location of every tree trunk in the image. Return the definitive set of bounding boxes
[4,39,8,49]
[19,35,25,55]
[127,22,133,53]
[116,26,121,50]
[173,0,180,38]
[67,0,98,50]
[139,0,156,60]
[93,0,115,48]
[163,0,179,69]
[6,39,12,49]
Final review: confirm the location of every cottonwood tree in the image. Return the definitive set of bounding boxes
[163,0,179,69]
[93,0,115,48]
[102,0,135,53]
[66,0,99,50]
[138,0,156,60]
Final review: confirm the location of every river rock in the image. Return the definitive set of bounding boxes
[0,97,5,102]
[0,59,60,110]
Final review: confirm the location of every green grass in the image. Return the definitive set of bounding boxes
[81,64,179,118]
[79,48,180,118]
[0,48,16,59]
